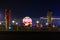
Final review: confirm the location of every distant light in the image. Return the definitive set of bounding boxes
[25,24,28,26]
[9,27,12,30]
[23,16,32,26]
[12,20,15,23]
[0,22,2,25]
[40,24,43,28]
[16,22,18,25]
[36,21,39,23]
[30,23,32,24]
[25,16,30,18]
[52,24,56,28]
[46,23,48,25]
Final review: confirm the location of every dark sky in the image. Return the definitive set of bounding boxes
[0,0,60,19]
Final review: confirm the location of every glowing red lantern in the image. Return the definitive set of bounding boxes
[23,16,32,26]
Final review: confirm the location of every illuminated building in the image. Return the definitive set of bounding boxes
[5,9,11,30]
[47,9,52,26]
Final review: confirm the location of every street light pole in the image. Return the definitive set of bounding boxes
[16,22,18,31]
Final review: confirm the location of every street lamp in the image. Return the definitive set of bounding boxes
[36,20,39,27]
[46,23,48,26]
[0,22,2,31]
[36,21,39,23]
[0,22,2,25]
[52,24,56,28]
[16,22,18,31]
[12,20,15,24]
[9,27,12,30]
[16,22,18,25]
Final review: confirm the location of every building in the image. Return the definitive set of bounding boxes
[47,9,52,26]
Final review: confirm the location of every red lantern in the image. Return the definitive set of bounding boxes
[23,17,32,26]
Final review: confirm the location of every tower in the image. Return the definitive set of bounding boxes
[5,9,11,31]
[47,9,52,27]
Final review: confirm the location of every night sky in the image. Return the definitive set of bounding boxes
[0,0,60,19]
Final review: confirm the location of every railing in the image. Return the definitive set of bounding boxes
[0,26,59,32]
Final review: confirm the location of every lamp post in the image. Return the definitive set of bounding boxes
[36,20,39,27]
[0,22,2,25]
[0,22,2,31]
[47,9,52,27]
[12,20,15,24]
[16,22,18,31]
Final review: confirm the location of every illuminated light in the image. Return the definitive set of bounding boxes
[25,24,28,26]
[23,16,32,26]
[36,21,39,23]
[36,21,39,27]
[40,17,60,20]
[52,24,56,28]
[40,24,43,28]
[12,20,15,23]
[9,27,12,30]
[52,18,57,20]
[46,23,48,25]
[30,23,32,27]
[25,16,30,18]
[16,22,18,25]
[30,22,32,24]
[0,22,2,25]
[8,24,13,30]
[24,22,30,26]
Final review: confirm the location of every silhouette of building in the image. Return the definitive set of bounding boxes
[47,9,52,26]
[5,9,11,30]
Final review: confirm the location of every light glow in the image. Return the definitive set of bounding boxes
[0,22,2,25]
[12,20,15,23]
[46,23,48,25]
[23,16,32,26]
[16,22,18,25]
[40,24,43,28]
[52,24,56,28]
[9,27,12,29]
[36,21,39,23]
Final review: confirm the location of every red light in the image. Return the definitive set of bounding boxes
[40,24,43,28]
[52,24,56,28]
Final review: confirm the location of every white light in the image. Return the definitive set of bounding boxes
[0,22,2,25]
[16,22,18,25]
[46,23,48,25]
[12,20,15,23]
[36,21,39,23]
[9,27,12,29]
[25,16,29,18]
[25,24,28,26]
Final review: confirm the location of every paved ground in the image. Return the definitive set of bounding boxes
[0,26,60,32]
